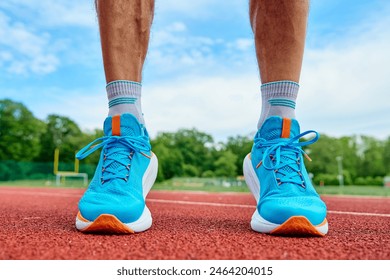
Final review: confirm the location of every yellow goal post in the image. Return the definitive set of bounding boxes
[53,148,88,186]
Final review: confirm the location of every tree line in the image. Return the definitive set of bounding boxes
[1,99,389,185]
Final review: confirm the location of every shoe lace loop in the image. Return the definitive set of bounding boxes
[76,135,151,184]
[255,130,319,186]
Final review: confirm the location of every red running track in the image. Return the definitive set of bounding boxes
[0,186,389,260]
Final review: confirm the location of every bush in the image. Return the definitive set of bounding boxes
[202,170,215,178]
[0,163,11,181]
[313,173,339,186]
[342,170,353,185]
[354,176,383,186]
[354,177,366,186]
[182,164,199,177]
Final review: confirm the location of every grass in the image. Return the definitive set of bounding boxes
[315,185,390,197]
[0,178,87,188]
[1,178,389,197]
[156,182,390,196]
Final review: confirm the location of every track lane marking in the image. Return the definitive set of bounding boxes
[148,198,390,217]
[326,210,390,217]
[0,190,81,198]
[1,189,390,218]
[148,198,253,208]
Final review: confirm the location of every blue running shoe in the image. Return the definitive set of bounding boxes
[75,114,158,234]
[243,116,328,236]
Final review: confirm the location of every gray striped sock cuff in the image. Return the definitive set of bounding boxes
[106,80,141,100]
[261,80,299,98]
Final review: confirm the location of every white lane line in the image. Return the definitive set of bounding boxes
[148,198,253,208]
[327,210,390,217]
[0,190,81,198]
[322,194,390,200]
[147,198,390,218]
[1,189,390,218]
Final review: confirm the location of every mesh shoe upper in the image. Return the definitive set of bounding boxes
[250,116,327,225]
[76,114,153,223]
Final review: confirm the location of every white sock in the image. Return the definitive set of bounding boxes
[257,80,299,129]
[106,80,145,124]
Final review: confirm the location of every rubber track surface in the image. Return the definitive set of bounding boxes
[0,187,389,260]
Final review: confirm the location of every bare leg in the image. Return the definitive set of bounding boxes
[250,0,309,128]
[250,0,308,83]
[96,0,154,83]
[95,0,154,122]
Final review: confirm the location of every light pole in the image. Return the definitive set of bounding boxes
[336,156,344,187]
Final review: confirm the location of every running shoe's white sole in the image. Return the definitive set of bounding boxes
[75,153,158,234]
[243,153,328,236]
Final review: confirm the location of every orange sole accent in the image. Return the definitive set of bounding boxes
[77,211,89,223]
[81,214,135,234]
[270,216,327,237]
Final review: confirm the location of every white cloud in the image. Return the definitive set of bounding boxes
[156,0,246,19]
[0,1,100,75]
[143,74,260,140]
[147,21,255,78]
[14,88,108,131]
[0,0,96,28]
[142,10,390,141]
[299,14,390,139]
[0,11,60,74]
[234,38,253,51]
[166,22,187,32]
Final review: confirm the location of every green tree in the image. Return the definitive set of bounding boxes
[173,128,215,174]
[151,140,184,181]
[338,136,361,181]
[182,164,199,177]
[383,137,390,175]
[304,134,339,177]
[306,135,362,185]
[358,136,386,177]
[222,135,253,175]
[75,128,105,165]
[151,128,215,179]
[0,99,45,161]
[214,150,238,177]
[36,115,82,163]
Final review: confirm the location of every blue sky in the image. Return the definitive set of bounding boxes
[1,0,389,141]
